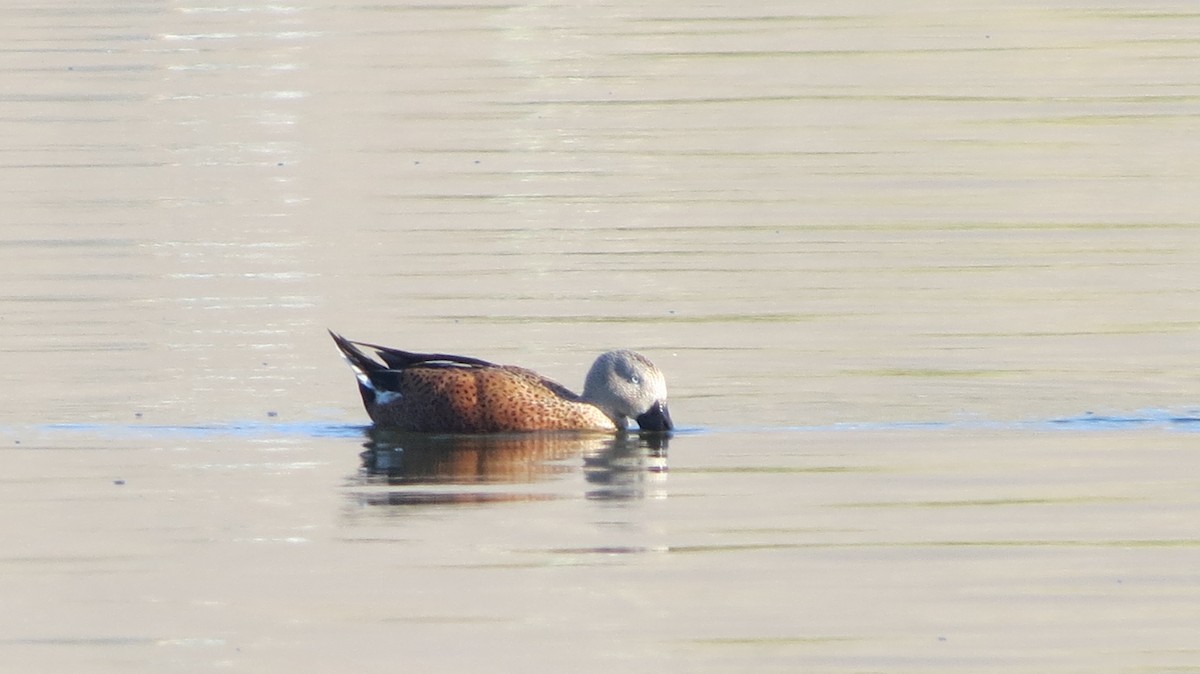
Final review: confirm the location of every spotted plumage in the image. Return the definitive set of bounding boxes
[330,331,673,433]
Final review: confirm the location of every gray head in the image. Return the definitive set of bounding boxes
[581,350,673,431]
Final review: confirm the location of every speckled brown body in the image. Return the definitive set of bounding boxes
[367,364,617,433]
[330,331,671,434]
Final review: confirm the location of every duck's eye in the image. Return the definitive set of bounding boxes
[629,375,640,385]
[614,360,639,383]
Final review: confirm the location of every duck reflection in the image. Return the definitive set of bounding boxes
[354,428,669,506]
[583,431,668,501]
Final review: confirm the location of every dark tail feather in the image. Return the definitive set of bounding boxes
[330,331,494,370]
[329,330,387,374]
[329,330,405,409]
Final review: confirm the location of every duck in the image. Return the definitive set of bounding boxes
[329,331,673,433]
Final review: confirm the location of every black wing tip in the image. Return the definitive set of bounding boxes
[329,329,387,374]
[328,330,496,370]
[328,329,353,352]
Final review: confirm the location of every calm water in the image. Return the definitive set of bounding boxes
[2,2,1199,672]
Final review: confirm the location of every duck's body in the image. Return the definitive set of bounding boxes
[329,332,673,433]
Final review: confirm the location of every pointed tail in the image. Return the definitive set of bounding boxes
[329,330,385,376]
[329,330,399,409]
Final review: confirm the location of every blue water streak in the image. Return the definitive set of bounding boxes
[7,408,1200,440]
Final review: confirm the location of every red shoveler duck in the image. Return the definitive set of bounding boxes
[330,331,673,433]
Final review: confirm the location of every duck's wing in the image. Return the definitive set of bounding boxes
[498,364,586,403]
[329,330,495,372]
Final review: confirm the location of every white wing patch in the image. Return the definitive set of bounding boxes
[375,390,402,405]
[350,369,402,405]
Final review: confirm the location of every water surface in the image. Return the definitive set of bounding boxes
[2,2,1199,672]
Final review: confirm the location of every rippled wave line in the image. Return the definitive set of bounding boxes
[6,407,1199,439]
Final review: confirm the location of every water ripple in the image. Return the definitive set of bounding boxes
[7,407,1198,441]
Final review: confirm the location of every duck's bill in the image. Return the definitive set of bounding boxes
[636,401,674,432]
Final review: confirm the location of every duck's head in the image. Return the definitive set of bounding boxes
[582,350,673,432]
